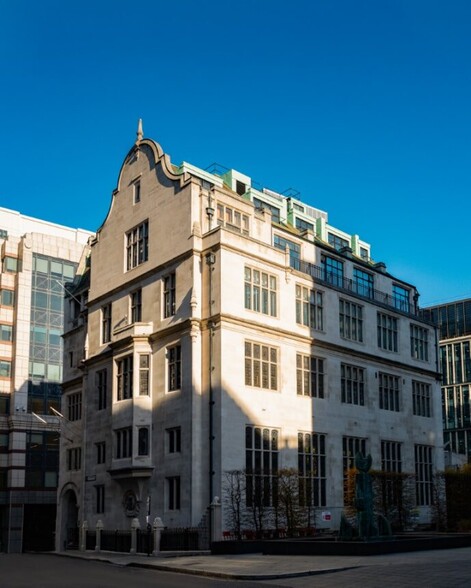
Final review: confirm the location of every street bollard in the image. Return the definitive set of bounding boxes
[152,517,164,556]
[79,521,88,552]
[211,496,222,543]
[130,518,140,554]
[95,520,103,552]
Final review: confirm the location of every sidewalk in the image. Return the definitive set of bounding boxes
[55,546,471,581]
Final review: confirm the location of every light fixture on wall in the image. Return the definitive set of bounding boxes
[206,252,216,265]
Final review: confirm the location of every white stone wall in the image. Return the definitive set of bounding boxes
[57,137,444,547]
[214,231,443,526]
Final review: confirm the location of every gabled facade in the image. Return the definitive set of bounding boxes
[56,125,444,548]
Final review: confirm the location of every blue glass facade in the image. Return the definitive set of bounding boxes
[421,299,471,339]
[423,299,471,459]
[28,254,76,415]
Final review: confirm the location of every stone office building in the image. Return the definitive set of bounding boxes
[56,123,444,548]
[0,208,91,552]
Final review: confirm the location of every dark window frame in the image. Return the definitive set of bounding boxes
[167,476,181,510]
[168,345,181,391]
[130,289,142,323]
[96,369,108,410]
[115,427,132,459]
[244,341,278,390]
[296,354,325,398]
[101,303,112,344]
[339,299,363,342]
[298,432,327,507]
[163,273,176,318]
[295,285,323,330]
[126,220,149,271]
[167,427,182,453]
[117,356,133,401]
[341,363,365,406]
[67,392,82,421]
[245,426,279,507]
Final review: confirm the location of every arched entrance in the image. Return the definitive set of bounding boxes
[60,489,79,550]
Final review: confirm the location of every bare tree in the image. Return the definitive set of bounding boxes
[276,468,303,536]
[222,470,245,539]
[245,470,270,538]
[371,470,416,531]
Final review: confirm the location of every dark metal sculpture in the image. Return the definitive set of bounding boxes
[354,452,378,539]
[339,452,393,541]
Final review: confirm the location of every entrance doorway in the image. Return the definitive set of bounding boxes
[23,504,57,552]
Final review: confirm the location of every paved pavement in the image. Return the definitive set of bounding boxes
[56,546,471,582]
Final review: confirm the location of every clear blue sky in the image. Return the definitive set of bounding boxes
[1,0,470,306]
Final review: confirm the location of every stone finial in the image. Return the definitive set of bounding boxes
[131,517,141,530]
[136,118,144,143]
[153,517,164,530]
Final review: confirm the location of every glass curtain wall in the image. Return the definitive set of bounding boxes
[28,254,76,414]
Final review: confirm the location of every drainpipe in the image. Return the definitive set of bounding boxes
[205,252,216,542]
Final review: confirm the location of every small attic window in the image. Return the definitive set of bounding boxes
[133,181,141,204]
[236,181,246,196]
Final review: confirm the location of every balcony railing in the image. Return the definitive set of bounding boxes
[291,257,418,317]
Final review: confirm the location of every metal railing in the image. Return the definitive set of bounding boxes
[100,530,131,552]
[161,527,200,550]
[291,257,418,317]
[85,527,201,553]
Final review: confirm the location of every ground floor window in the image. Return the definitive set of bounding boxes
[342,436,367,499]
[415,444,433,506]
[379,440,404,511]
[245,426,279,507]
[298,432,327,507]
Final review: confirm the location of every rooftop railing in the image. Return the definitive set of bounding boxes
[291,257,418,317]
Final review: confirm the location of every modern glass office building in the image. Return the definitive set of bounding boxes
[0,207,91,552]
[422,300,471,462]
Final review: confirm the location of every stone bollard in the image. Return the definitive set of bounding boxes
[79,520,88,552]
[152,517,165,556]
[95,519,104,552]
[211,496,222,543]
[130,517,140,554]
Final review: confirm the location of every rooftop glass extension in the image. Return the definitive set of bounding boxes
[291,256,419,318]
